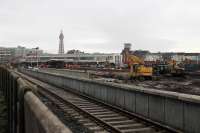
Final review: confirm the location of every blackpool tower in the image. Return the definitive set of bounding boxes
[58,30,64,54]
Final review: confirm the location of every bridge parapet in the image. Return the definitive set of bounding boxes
[0,66,72,133]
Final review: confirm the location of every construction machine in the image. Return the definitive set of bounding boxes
[127,55,153,80]
[153,60,185,77]
[167,60,185,76]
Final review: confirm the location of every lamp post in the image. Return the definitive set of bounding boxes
[35,47,39,68]
[30,52,32,67]
[31,47,39,68]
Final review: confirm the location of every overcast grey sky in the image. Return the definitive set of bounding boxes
[0,0,200,53]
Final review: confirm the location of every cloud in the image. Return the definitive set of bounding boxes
[0,0,200,53]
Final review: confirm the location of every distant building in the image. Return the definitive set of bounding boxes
[67,49,84,54]
[172,53,200,64]
[10,46,43,57]
[0,47,13,64]
[144,53,163,62]
[0,46,43,64]
[58,30,64,54]
[14,46,26,57]
[24,53,122,66]
[161,53,175,62]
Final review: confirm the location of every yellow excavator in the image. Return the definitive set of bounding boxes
[127,55,153,80]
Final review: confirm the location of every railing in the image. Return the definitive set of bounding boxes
[0,66,72,133]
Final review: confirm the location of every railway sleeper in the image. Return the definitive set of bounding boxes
[70,101,93,104]
[94,131,109,133]
[115,123,146,130]
[68,98,88,102]
[121,126,156,133]
[72,102,94,105]
[70,113,81,117]
[83,108,107,111]
[77,105,101,108]
[108,120,136,125]
[82,122,98,127]
[78,119,92,123]
[101,116,127,122]
[89,126,105,132]
[96,114,120,118]
[90,111,114,115]
[61,109,75,112]
[80,106,105,110]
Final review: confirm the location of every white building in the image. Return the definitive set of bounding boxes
[14,46,27,57]
[24,53,123,66]
[8,46,43,63]
[0,47,12,64]
[144,53,163,62]
[172,53,200,64]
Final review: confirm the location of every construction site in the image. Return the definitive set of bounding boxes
[17,43,200,97]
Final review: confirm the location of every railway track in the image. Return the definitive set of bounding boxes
[16,71,180,133]
[39,89,108,133]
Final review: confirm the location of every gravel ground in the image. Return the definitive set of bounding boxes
[94,75,200,96]
[0,92,7,133]
[94,70,200,96]
[132,76,200,96]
